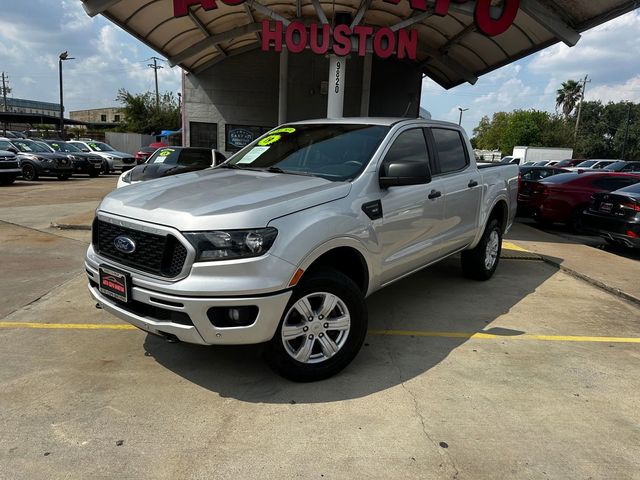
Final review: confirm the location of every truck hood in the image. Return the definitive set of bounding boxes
[99,168,351,231]
[128,163,204,182]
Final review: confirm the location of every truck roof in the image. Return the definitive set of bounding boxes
[286,117,462,129]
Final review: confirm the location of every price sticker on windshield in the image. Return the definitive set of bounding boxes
[270,127,296,135]
[158,149,174,156]
[237,146,270,164]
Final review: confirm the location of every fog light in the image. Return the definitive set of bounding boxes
[208,306,258,328]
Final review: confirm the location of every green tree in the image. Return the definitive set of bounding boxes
[556,80,583,120]
[115,89,180,135]
[472,110,573,155]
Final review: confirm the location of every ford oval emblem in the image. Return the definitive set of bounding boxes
[114,236,136,254]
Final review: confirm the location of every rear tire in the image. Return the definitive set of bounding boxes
[461,218,502,281]
[21,164,38,181]
[567,206,587,233]
[264,268,368,382]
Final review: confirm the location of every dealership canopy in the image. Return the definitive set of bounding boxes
[82,0,638,88]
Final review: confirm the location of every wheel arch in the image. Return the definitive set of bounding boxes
[295,239,372,296]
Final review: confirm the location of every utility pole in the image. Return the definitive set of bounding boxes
[148,57,164,109]
[621,103,632,161]
[574,74,590,146]
[1,72,10,137]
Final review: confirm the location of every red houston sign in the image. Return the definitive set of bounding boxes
[174,0,520,58]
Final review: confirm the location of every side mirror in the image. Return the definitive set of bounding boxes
[379,159,431,188]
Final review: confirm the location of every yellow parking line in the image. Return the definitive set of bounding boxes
[502,241,529,252]
[0,322,136,330]
[369,329,640,344]
[1,322,638,344]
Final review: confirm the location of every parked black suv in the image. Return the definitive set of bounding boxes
[0,138,74,181]
[0,149,20,185]
[41,140,103,177]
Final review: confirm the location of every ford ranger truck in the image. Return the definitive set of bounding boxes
[86,118,518,381]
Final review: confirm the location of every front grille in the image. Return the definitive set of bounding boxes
[93,219,188,278]
[122,157,136,164]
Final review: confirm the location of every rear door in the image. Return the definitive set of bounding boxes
[427,127,482,255]
[376,127,447,285]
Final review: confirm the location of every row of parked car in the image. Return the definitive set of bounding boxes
[516,161,640,249]
[0,136,226,187]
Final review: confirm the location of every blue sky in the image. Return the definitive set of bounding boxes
[0,1,638,134]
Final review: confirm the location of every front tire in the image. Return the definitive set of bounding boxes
[0,175,17,185]
[21,164,38,181]
[461,218,502,281]
[264,268,368,382]
[89,169,100,178]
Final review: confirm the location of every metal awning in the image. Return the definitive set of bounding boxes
[81,0,639,89]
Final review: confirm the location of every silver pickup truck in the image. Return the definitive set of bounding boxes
[87,118,518,381]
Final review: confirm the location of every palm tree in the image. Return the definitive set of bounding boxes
[556,80,583,120]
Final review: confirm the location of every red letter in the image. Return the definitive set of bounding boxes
[310,23,330,55]
[353,25,373,56]
[286,21,308,54]
[373,27,396,59]
[262,20,283,53]
[397,28,417,60]
[173,0,218,17]
[332,24,352,56]
[475,0,519,36]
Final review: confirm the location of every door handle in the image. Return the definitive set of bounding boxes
[468,180,479,188]
[428,190,442,200]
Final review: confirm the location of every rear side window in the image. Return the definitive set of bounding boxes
[431,128,468,174]
[383,129,429,165]
[592,177,640,191]
[622,163,640,172]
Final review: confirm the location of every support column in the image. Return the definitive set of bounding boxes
[327,55,346,119]
[360,53,372,117]
[278,47,288,125]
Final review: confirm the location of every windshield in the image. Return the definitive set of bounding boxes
[12,140,51,153]
[148,148,212,167]
[48,142,81,153]
[87,141,115,152]
[227,124,389,181]
[616,182,640,194]
[577,160,597,168]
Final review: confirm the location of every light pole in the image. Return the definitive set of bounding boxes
[59,51,75,139]
[458,107,469,126]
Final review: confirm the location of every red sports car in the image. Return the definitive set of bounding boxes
[518,172,640,231]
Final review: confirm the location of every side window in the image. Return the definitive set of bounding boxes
[431,128,468,174]
[383,128,429,165]
[592,177,639,191]
[0,140,12,150]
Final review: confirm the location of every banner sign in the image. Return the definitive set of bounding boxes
[174,0,520,59]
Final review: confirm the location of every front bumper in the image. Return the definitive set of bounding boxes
[86,263,292,345]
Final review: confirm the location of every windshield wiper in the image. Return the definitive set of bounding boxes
[265,166,314,177]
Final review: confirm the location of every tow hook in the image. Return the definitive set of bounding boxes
[95,303,103,310]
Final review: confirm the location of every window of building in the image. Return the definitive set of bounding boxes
[114,115,121,122]
[101,114,107,122]
[430,128,469,174]
[190,122,218,149]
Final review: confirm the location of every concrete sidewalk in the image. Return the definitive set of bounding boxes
[506,222,640,305]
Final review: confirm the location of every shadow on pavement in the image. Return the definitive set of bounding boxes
[143,257,557,403]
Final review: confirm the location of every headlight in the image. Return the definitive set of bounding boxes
[184,228,278,261]
[121,170,132,184]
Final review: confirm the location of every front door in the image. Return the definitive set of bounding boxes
[375,127,447,285]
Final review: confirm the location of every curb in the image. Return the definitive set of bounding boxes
[537,255,640,307]
[51,223,92,231]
